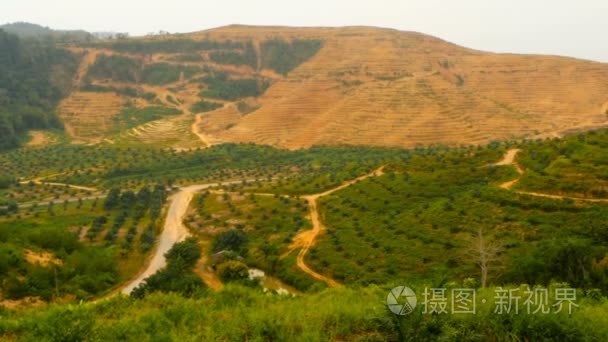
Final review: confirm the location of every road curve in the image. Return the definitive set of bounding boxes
[121,180,251,295]
[290,166,385,288]
[495,149,608,202]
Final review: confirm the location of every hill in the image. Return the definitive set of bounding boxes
[0,22,93,42]
[48,25,608,149]
[194,26,608,149]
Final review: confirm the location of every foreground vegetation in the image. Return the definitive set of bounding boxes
[1,284,608,341]
[2,130,608,339]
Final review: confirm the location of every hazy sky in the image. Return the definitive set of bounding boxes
[3,0,607,62]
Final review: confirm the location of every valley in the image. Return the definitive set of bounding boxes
[2,23,608,341]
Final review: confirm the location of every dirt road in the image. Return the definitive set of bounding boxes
[209,167,385,288]
[495,148,608,202]
[121,180,251,295]
[289,166,385,288]
[494,148,524,189]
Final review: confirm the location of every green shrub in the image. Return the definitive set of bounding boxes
[212,230,248,253]
[131,238,204,298]
[189,101,222,113]
[217,260,249,282]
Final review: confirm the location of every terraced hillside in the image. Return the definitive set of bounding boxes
[191,26,608,149]
[61,25,608,149]
[58,92,125,143]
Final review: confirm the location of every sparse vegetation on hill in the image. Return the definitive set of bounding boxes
[189,101,222,113]
[198,73,269,100]
[85,55,141,83]
[140,63,201,85]
[209,41,257,69]
[79,83,155,100]
[86,58,202,85]
[91,39,244,54]
[261,39,323,75]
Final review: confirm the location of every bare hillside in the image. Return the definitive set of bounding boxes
[65,25,608,149]
[195,26,608,148]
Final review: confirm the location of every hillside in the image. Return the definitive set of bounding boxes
[50,25,608,149]
[195,26,608,148]
[0,29,79,149]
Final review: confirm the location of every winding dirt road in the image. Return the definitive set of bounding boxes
[288,166,385,288]
[495,149,608,202]
[121,180,251,295]
[208,167,385,288]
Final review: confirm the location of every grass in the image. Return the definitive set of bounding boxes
[2,285,608,341]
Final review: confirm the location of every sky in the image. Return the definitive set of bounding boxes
[3,0,607,62]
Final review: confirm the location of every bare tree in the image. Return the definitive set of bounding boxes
[467,229,503,288]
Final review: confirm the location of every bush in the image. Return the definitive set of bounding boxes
[131,238,204,298]
[212,230,248,253]
[217,260,249,282]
